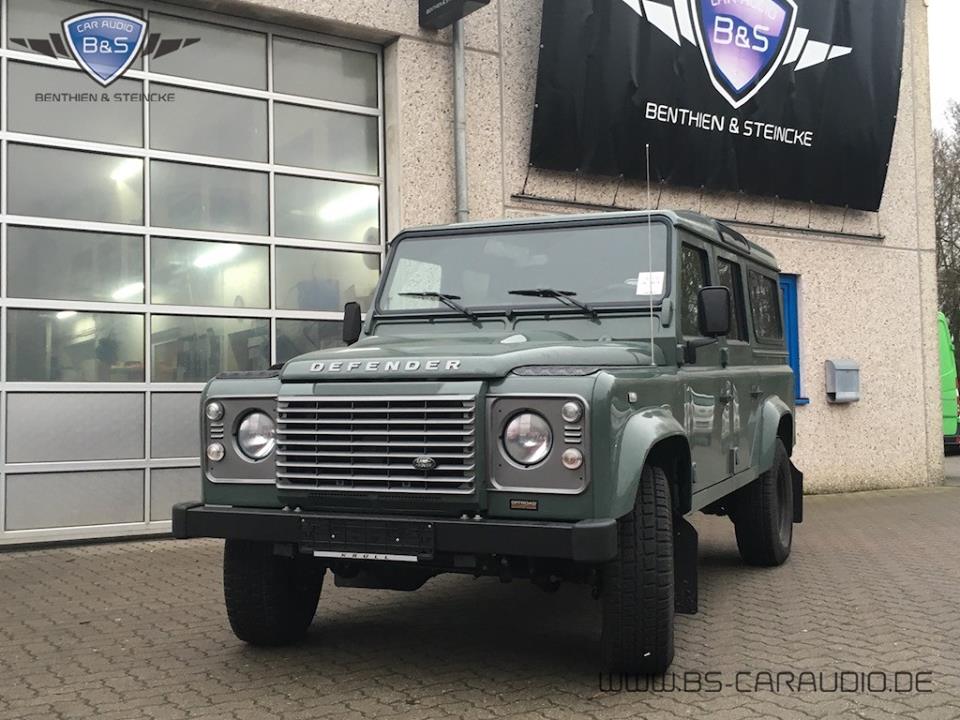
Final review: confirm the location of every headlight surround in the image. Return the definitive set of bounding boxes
[502,411,553,466]
[236,411,276,460]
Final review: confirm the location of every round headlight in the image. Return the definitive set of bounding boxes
[502,412,552,466]
[561,401,583,423]
[205,401,224,421]
[237,412,276,460]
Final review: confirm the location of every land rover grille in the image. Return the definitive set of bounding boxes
[276,395,477,494]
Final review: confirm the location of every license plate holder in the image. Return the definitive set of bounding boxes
[301,516,436,561]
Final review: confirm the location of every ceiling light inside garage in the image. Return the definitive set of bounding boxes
[111,282,145,301]
[193,244,243,269]
[110,158,142,184]
[317,185,379,223]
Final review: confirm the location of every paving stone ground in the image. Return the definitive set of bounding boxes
[1,486,959,720]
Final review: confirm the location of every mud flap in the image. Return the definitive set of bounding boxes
[674,515,698,614]
[791,462,804,524]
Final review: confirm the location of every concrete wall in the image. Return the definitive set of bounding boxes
[204,0,942,492]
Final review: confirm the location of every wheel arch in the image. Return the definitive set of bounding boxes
[752,396,794,473]
[609,409,693,518]
[777,412,794,457]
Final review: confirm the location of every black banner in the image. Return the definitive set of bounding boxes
[529,0,905,212]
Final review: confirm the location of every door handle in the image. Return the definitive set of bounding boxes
[750,385,763,398]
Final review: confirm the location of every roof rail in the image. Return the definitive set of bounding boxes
[717,224,752,254]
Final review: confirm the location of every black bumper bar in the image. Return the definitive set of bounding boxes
[172,503,618,564]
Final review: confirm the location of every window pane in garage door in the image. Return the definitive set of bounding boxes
[148,13,266,89]
[273,37,377,107]
[150,161,268,235]
[151,315,269,382]
[7,310,145,382]
[277,319,344,364]
[151,238,269,309]
[7,227,144,304]
[150,85,268,162]
[8,146,144,225]
[8,63,143,146]
[274,103,378,175]
[275,176,379,243]
[275,246,379,311]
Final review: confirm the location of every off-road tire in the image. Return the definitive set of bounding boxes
[731,439,793,567]
[601,465,675,674]
[223,539,324,645]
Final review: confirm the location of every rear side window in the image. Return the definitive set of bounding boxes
[717,258,747,341]
[748,270,783,341]
[680,245,709,336]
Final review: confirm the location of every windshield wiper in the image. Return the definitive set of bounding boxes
[508,288,598,319]
[399,292,479,321]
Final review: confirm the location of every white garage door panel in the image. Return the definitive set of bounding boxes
[6,393,145,463]
[150,468,201,521]
[151,394,201,459]
[6,470,145,530]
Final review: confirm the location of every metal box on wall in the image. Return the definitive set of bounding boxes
[825,360,860,404]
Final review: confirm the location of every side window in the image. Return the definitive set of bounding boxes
[680,244,709,337]
[717,258,747,341]
[748,270,783,341]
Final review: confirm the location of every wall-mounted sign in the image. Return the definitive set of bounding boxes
[529,0,906,212]
[419,0,490,30]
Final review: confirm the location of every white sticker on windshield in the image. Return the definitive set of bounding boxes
[635,271,665,296]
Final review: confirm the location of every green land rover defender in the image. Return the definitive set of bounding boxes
[174,210,803,674]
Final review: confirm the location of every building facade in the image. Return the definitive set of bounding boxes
[0,0,940,544]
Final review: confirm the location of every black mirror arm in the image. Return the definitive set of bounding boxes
[683,336,719,365]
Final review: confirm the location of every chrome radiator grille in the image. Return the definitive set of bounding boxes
[276,395,477,494]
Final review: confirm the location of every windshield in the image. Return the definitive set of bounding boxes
[378,222,669,313]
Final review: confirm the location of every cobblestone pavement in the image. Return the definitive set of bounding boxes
[2,487,959,720]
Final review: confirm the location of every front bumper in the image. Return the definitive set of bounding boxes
[172,502,618,564]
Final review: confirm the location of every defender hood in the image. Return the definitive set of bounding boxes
[280,330,662,381]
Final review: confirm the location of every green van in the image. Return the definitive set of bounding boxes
[939,312,959,454]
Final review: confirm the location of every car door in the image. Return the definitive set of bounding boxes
[676,235,727,489]
[714,251,757,477]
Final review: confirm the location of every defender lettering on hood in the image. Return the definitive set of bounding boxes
[309,359,463,373]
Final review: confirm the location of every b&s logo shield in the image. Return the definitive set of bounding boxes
[62,11,147,87]
[692,0,797,109]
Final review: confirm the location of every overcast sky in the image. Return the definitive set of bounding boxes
[930,0,959,131]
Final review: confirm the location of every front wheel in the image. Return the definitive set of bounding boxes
[223,540,324,645]
[731,439,793,566]
[601,465,675,674]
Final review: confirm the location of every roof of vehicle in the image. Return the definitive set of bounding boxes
[395,209,780,272]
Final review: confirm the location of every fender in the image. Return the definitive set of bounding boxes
[605,407,692,520]
[751,395,793,474]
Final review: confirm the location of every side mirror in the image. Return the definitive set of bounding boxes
[342,302,362,346]
[697,286,731,338]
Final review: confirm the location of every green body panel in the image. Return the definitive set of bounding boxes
[282,333,660,382]
[939,312,958,438]
[197,211,796,533]
[752,395,793,472]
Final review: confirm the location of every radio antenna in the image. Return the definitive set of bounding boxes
[646,143,656,367]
